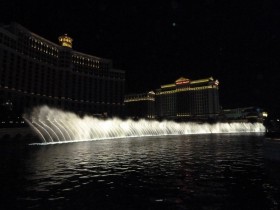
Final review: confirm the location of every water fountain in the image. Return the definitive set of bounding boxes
[24,105,266,144]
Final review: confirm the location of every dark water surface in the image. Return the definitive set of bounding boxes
[0,134,279,210]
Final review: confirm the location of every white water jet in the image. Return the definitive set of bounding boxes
[24,105,266,144]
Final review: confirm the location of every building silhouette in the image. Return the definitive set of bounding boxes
[124,91,155,119]
[221,107,267,122]
[0,23,125,124]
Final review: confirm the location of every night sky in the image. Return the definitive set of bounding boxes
[2,0,280,116]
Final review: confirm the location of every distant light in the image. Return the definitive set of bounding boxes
[172,22,176,27]
[58,34,73,48]
[262,112,268,117]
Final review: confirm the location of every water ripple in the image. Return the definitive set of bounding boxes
[1,134,280,209]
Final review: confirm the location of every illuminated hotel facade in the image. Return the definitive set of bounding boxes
[0,23,125,122]
[155,77,220,120]
[125,77,220,120]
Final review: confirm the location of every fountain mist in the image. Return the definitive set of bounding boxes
[24,106,265,144]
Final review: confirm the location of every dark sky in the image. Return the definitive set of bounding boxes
[2,0,280,116]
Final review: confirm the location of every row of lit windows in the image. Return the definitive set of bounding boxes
[177,114,191,117]
[2,82,121,103]
[176,85,216,91]
[29,37,59,57]
[0,98,123,116]
[0,55,123,85]
[125,93,155,100]
[71,67,125,80]
[125,93,153,98]
[158,85,218,95]
[0,86,124,105]
[72,55,101,68]
[124,97,155,102]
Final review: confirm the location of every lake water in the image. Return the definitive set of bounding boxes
[0,134,279,210]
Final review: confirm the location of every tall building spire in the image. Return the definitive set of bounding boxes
[58,34,73,48]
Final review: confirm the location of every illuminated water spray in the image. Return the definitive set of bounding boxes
[24,106,265,144]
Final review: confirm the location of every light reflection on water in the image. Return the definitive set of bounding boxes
[0,134,279,209]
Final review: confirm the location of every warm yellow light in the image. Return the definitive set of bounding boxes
[262,112,268,117]
[161,84,176,88]
[58,34,73,48]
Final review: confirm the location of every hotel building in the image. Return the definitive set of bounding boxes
[156,77,220,120]
[125,77,220,121]
[0,23,125,122]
